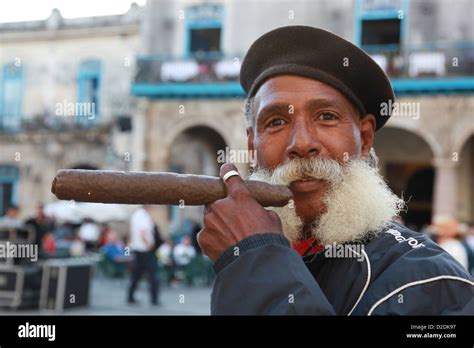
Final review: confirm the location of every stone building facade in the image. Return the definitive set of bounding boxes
[0,4,144,218]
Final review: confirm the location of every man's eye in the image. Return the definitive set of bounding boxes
[268,118,285,127]
[318,112,338,121]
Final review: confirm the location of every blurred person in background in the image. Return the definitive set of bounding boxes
[0,204,22,229]
[101,228,131,276]
[433,216,469,271]
[466,222,474,264]
[42,231,57,257]
[173,235,196,267]
[25,204,56,253]
[98,223,111,248]
[190,221,203,254]
[158,240,177,286]
[152,223,164,252]
[78,217,101,251]
[127,205,159,306]
[460,222,474,275]
[173,235,197,286]
[101,228,127,261]
[69,236,86,257]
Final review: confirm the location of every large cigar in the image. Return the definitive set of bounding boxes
[51,169,292,207]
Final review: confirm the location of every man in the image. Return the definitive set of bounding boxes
[197,26,474,315]
[78,218,101,251]
[25,204,56,252]
[0,204,22,229]
[433,216,469,271]
[173,235,196,267]
[128,205,159,305]
[101,229,131,277]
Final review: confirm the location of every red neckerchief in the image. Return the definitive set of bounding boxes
[292,237,324,256]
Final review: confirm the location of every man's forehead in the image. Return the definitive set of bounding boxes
[240,26,395,130]
[254,75,357,113]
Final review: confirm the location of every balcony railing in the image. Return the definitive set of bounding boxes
[132,54,244,97]
[364,42,474,93]
[135,54,241,84]
[132,42,474,97]
[363,42,474,78]
[0,114,110,134]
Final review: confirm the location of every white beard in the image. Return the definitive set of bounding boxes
[248,155,404,245]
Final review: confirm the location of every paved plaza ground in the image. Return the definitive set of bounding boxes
[1,275,212,315]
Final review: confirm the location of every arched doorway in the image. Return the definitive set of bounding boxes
[167,125,227,176]
[167,125,227,235]
[374,127,435,230]
[404,168,434,229]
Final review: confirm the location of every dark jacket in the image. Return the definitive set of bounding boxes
[211,222,474,315]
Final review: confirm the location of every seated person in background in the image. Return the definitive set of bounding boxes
[78,218,101,251]
[69,236,86,257]
[173,235,196,267]
[100,229,132,277]
[101,229,130,263]
[158,240,177,285]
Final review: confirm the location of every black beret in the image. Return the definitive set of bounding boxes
[240,25,395,130]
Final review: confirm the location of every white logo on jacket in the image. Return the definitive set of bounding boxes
[385,229,425,249]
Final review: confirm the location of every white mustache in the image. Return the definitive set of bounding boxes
[248,154,404,245]
[265,157,344,186]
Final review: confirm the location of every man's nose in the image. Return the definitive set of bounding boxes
[286,120,322,160]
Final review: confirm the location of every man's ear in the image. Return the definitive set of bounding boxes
[247,127,256,166]
[359,114,376,158]
[247,126,255,151]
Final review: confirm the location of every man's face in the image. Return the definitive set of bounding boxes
[7,208,19,218]
[36,207,45,219]
[183,236,191,246]
[436,220,459,239]
[247,75,375,224]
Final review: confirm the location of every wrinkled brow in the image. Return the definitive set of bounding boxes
[257,98,348,120]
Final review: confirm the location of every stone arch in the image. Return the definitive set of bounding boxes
[453,124,474,156]
[165,124,228,235]
[374,125,436,163]
[459,133,474,155]
[62,146,105,170]
[163,116,233,152]
[166,125,228,176]
[374,125,436,229]
[381,123,442,160]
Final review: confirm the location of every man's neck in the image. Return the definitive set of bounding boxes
[300,224,315,241]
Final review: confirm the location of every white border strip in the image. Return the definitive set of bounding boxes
[367,275,474,316]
